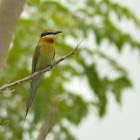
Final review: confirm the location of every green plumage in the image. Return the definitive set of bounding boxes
[26,42,55,109]
[27,41,55,109]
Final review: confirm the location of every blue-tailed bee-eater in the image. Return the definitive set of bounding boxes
[23,29,62,125]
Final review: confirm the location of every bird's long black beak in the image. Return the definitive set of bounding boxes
[53,31,62,35]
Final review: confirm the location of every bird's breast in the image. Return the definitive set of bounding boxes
[36,43,55,71]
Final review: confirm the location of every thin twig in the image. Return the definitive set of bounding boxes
[38,103,57,140]
[38,96,59,140]
[0,38,84,94]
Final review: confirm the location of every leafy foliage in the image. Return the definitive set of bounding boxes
[0,0,139,139]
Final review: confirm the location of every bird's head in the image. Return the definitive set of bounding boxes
[40,29,62,43]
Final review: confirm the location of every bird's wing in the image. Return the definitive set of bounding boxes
[32,44,40,73]
[52,51,55,61]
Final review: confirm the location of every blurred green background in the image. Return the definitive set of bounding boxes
[0,0,140,139]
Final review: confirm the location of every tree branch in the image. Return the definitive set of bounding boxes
[0,38,84,94]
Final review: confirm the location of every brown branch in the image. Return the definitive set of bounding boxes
[0,38,84,94]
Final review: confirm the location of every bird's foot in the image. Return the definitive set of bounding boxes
[48,64,53,69]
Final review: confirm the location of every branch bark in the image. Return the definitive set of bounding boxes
[0,39,84,94]
[0,0,26,73]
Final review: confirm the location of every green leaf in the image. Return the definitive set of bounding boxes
[30,0,40,7]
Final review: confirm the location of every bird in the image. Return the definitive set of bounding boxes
[23,29,62,126]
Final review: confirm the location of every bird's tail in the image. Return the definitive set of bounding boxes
[22,75,43,127]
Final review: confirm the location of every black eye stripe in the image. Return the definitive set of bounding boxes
[41,32,52,37]
[41,33,46,37]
